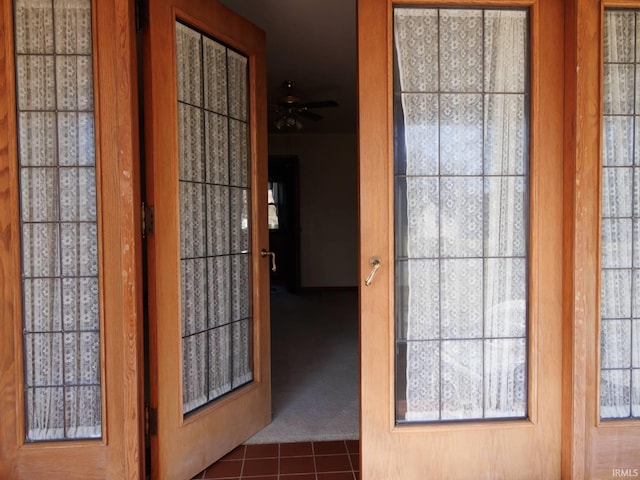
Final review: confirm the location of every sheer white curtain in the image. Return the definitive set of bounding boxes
[394,8,528,421]
[176,24,253,414]
[16,0,101,440]
[600,10,640,420]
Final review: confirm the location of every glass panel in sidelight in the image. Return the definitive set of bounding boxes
[15,0,101,441]
[600,9,640,420]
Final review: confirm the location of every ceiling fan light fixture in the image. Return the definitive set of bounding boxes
[271,80,338,131]
[274,114,303,131]
[274,116,286,130]
[285,116,297,128]
[282,94,300,105]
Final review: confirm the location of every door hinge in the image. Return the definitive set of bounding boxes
[135,0,148,32]
[142,203,154,238]
[145,403,157,437]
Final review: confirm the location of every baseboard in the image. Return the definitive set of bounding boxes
[297,286,358,293]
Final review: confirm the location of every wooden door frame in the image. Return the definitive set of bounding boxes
[564,0,640,477]
[268,155,301,293]
[0,0,144,478]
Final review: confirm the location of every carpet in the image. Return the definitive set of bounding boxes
[245,290,360,444]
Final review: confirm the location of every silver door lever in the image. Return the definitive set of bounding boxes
[364,257,382,286]
[260,249,277,272]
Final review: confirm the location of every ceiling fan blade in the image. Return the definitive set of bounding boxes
[297,100,339,109]
[297,109,324,121]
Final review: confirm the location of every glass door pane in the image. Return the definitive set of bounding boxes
[175,22,253,415]
[393,7,529,423]
[15,0,101,441]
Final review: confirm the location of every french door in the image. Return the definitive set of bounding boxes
[4,0,640,479]
[0,0,142,478]
[142,1,271,479]
[358,0,564,477]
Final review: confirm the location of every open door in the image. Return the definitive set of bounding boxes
[142,1,270,479]
[358,0,564,477]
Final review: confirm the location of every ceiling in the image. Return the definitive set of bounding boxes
[218,0,358,134]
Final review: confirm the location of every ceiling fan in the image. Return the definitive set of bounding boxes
[272,80,338,131]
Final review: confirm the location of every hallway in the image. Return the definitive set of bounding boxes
[247,290,359,444]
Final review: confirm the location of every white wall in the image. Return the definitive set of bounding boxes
[268,133,358,288]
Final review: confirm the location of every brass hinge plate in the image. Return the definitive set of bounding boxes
[142,203,154,238]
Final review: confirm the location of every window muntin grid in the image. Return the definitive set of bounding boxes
[175,22,253,415]
[393,7,530,423]
[14,0,101,441]
[600,9,640,420]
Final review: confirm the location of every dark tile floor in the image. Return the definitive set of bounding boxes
[192,440,360,480]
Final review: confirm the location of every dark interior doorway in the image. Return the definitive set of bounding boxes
[268,155,301,292]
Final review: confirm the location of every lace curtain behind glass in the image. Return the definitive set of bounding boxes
[600,10,640,420]
[394,8,529,422]
[176,23,253,415]
[15,0,101,441]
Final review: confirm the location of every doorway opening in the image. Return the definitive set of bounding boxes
[246,142,360,444]
[193,128,360,479]
[210,0,359,448]
[266,156,301,293]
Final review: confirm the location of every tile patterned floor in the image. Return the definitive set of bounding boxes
[192,440,360,480]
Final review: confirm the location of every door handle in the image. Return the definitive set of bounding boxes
[260,249,277,272]
[364,257,382,286]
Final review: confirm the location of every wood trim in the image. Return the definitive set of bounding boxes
[393,0,536,5]
[95,0,145,477]
[563,1,602,477]
[358,0,391,470]
[562,0,587,477]
[604,0,640,6]
[0,0,24,476]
